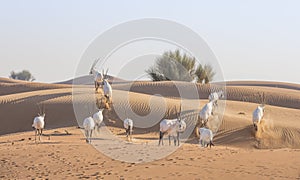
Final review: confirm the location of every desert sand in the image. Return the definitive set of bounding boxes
[0,77,300,179]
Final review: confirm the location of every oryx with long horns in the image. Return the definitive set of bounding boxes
[32,103,46,143]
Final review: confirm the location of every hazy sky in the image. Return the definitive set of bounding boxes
[0,1,299,83]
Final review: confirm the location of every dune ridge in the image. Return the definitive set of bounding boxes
[0,78,71,96]
[0,77,300,179]
[113,81,300,109]
[224,80,300,91]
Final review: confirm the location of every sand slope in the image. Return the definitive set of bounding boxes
[0,78,300,179]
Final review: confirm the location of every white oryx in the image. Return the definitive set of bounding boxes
[252,105,265,131]
[89,58,104,92]
[83,116,95,143]
[32,104,46,143]
[32,114,45,143]
[208,90,224,106]
[102,69,112,103]
[198,127,215,148]
[199,101,215,126]
[123,118,133,141]
[252,93,267,131]
[159,106,187,146]
[92,108,104,132]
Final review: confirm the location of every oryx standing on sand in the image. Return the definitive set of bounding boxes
[159,106,187,146]
[102,69,112,103]
[252,93,266,131]
[32,104,46,143]
[89,58,104,92]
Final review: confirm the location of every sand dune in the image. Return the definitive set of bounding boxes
[216,100,300,149]
[0,78,71,96]
[1,78,299,146]
[0,77,300,179]
[0,88,76,135]
[56,75,126,85]
[113,81,300,109]
[224,80,300,91]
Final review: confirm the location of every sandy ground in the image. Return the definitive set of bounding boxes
[1,127,300,179]
[0,78,300,179]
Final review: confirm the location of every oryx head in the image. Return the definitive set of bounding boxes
[89,58,101,75]
[218,90,224,99]
[103,69,109,79]
[260,104,265,113]
[37,103,45,117]
[175,105,186,132]
[259,92,267,112]
[102,69,109,85]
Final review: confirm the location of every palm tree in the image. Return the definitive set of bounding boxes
[146,49,215,83]
[195,64,215,84]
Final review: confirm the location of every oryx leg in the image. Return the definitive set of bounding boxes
[90,130,93,143]
[126,128,129,137]
[200,139,204,147]
[38,129,43,141]
[40,129,43,142]
[209,140,215,148]
[38,129,41,142]
[254,123,258,131]
[177,132,180,146]
[130,131,133,141]
[159,131,164,146]
[35,129,37,143]
[97,124,100,133]
[201,119,208,127]
[85,130,89,143]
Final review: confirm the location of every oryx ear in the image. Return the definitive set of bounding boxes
[43,104,45,115]
[165,107,170,119]
[105,68,109,79]
[260,92,267,106]
[174,106,178,118]
[178,104,182,118]
[90,58,99,73]
[37,103,42,116]
[221,90,224,97]
[179,104,182,113]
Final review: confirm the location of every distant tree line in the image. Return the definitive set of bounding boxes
[9,70,35,81]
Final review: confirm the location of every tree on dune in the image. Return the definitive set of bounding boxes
[9,70,35,81]
[146,49,215,84]
[195,64,215,84]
